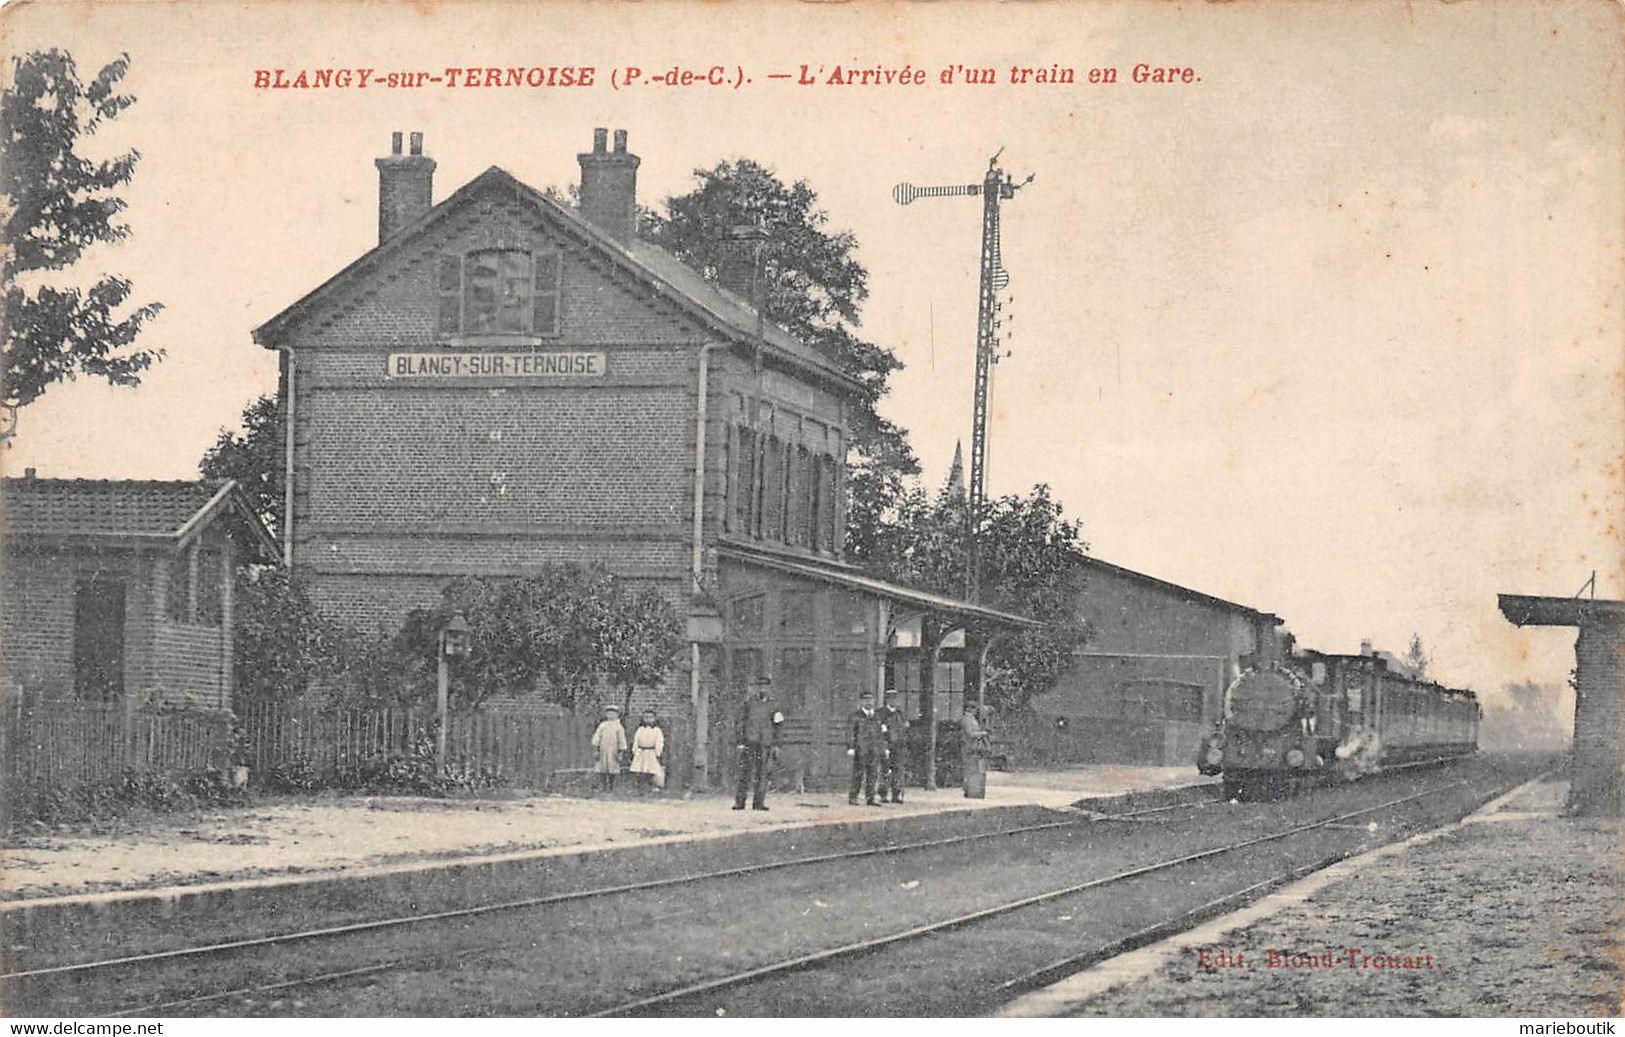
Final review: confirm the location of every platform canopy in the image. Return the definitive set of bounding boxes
[1496,591,1625,817]
[1498,594,1625,628]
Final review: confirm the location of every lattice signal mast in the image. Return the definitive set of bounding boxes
[894,151,1033,602]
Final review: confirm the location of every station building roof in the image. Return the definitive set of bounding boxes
[252,166,865,398]
[2,476,278,560]
[718,541,1041,630]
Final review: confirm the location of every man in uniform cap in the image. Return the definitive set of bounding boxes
[847,688,886,806]
[733,675,784,811]
[879,688,909,803]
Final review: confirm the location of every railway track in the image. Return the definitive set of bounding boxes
[589,775,1503,1017]
[7,761,1526,1017]
[3,794,1221,1016]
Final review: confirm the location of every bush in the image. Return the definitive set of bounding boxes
[6,766,250,830]
[358,733,504,796]
[265,732,506,798]
[263,748,321,794]
[6,734,509,831]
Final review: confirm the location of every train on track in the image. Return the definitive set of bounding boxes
[1197,649,1480,800]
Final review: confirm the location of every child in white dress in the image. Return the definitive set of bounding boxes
[629,710,666,791]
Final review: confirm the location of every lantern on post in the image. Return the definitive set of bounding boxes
[436,611,472,772]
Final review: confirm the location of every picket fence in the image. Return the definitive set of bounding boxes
[235,703,605,787]
[4,701,685,795]
[5,704,232,787]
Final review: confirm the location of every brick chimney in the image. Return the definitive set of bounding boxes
[577,128,640,244]
[717,223,767,300]
[375,131,435,244]
[1359,639,1374,657]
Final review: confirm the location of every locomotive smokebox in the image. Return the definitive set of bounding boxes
[1227,670,1302,732]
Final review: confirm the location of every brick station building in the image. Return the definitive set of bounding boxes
[1026,556,1283,766]
[0,475,277,713]
[254,129,1031,787]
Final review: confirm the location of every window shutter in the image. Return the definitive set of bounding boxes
[735,427,756,533]
[724,425,740,534]
[818,455,837,554]
[809,455,824,553]
[791,447,811,547]
[437,255,462,336]
[533,251,562,336]
[762,436,784,541]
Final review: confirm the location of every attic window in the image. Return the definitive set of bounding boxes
[438,249,562,338]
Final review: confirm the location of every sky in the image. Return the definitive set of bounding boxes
[3,0,1621,714]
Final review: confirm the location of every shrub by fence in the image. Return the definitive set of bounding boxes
[4,701,691,820]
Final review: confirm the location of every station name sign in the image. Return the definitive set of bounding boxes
[387,351,606,379]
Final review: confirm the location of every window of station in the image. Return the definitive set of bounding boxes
[165,553,190,622]
[778,591,815,636]
[437,249,562,337]
[729,595,765,638]
[164,545,224,627]
[890,614,922,648]
[777,647,815,714]
[831,592,868,638]
[196,548,224,626]
[893,658,965,721]
[729,647,763,693]
[729,427,839,555]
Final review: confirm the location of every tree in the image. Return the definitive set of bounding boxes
[976,488,1095,710]
[351,567,684,713]
[1,50,162,433]
[866,475,1092,715]
[200,394,283,533]
[232,567,351,706]
[641,159,920,556]
[1481,679,1569,752]
[1404,633,1429,680]
[599,587,689,718]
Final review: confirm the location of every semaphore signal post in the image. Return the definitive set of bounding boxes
[894,151,1033,602]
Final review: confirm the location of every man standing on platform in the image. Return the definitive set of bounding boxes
[847,688,886,806]
[733,676,783,811]
[880,688,909,803]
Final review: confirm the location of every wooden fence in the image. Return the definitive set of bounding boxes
[4,701,689,796]
[236,703,607,788]
[5,704,233,787]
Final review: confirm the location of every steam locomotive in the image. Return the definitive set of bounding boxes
[1196,651,1480,800]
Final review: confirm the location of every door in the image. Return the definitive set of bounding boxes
[74,577,127,701]
[827,648,872,776]
[776,647,817,775]
[712,647,762,786]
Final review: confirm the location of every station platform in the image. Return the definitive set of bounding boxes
[1002,774,1623,1017]
[0,764,1210,906]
